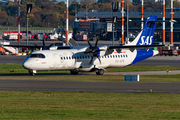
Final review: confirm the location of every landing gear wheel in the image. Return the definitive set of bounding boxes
[29,70,35,76]
[70,71,78,75]
[96,69,104,75]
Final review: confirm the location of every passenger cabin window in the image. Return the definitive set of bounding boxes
[30,53,45,58]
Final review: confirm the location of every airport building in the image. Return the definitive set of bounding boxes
[72,11,180,43]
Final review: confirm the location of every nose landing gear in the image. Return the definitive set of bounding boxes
[29,70,36,76]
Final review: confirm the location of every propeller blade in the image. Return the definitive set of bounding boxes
[97,57,101,64]
[87,40,93,48]
[84,51,92,54]
[47,44,53,49]
[95,38,99,48]
[43,38,46,50]
[89,57,94,65]
[34,43,37,47]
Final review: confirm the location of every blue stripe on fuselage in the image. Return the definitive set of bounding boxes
[131,49,154,65]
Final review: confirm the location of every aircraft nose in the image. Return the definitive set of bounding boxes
[22,61,32,69]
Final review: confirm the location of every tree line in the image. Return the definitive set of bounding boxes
[0,0,180,28]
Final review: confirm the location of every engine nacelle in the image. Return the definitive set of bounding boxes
[96,46,108,57]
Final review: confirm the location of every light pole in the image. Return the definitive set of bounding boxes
[112,2,121,46]
[26,3,32,53]
[126,4,128,44]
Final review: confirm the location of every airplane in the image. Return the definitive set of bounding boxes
[21,15,162,76]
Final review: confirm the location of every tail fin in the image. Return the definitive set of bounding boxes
[128,16,157,45]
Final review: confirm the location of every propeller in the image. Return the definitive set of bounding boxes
[85,38,103,65]
[84,29,107,65]
[42,37,53,50]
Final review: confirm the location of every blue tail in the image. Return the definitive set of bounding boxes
[130,16,157,65]
[136,16,157,45]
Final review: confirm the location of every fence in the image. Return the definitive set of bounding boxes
[0,29,54,35]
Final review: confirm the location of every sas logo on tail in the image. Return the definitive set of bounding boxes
[139,36,153,45]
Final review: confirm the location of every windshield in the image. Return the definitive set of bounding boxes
[30,53,45,58]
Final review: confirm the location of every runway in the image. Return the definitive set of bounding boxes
[0,80,180,93]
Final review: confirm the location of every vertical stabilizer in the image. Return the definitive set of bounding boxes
[127,16,157,45]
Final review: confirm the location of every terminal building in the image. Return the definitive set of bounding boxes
[72,11,180,43]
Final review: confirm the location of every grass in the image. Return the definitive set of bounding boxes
[106,66,180,72]
[0,63,180,82]
[0,91,180,119]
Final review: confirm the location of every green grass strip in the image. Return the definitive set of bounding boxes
[0,91,180,119]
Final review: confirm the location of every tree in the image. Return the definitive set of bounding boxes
[80,0,96,4]
[35,0,43,5]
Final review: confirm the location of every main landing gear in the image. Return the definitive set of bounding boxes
[95,69,104,75]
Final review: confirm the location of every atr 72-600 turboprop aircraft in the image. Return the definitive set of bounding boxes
[22,16,162,75]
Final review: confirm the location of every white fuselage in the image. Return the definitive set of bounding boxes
[22,46,140,72]
[22,15,160,75]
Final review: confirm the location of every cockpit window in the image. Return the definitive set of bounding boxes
[30,53,45,58]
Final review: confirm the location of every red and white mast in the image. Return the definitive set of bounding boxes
[170,0,173,45]
[141,0,143,31]
[66,0,69,44]
[18,0,20,44]
[162,0,165,45]
[121,0,124,44]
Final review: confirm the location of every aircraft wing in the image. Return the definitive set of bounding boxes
[108,44,164,49]
[106,44,164,53]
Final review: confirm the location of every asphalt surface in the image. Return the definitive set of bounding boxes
[0,80,180,93]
